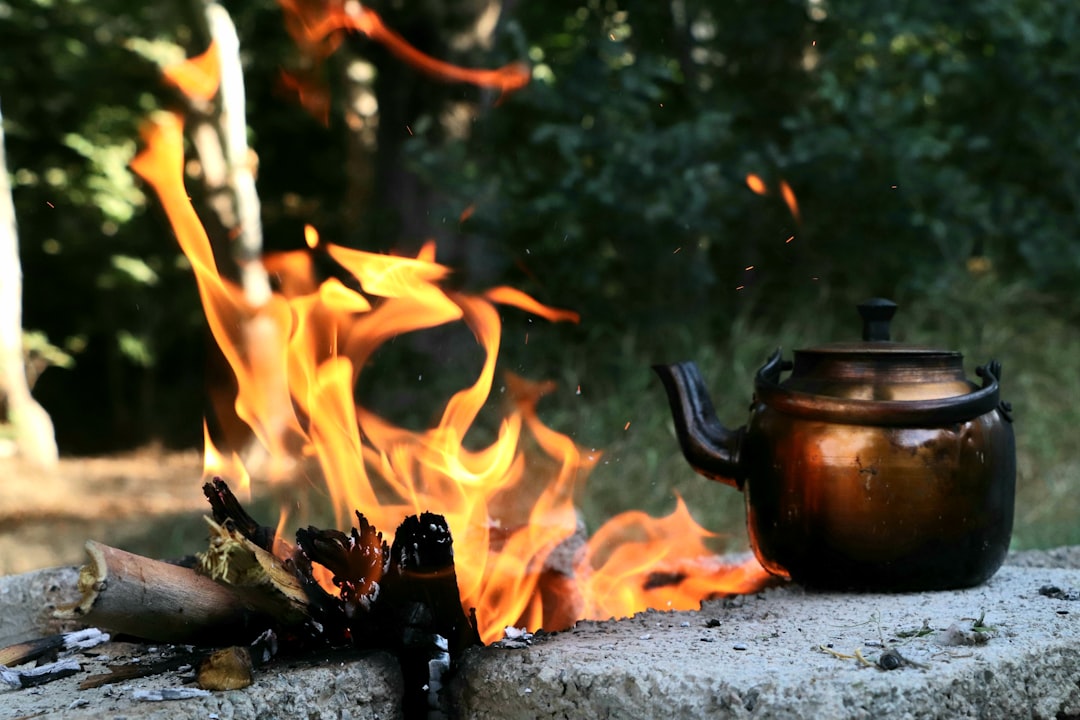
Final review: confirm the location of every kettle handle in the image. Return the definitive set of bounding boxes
[754,351,1008,426]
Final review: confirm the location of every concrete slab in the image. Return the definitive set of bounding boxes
[3,550,1079,719]
[0,647,403,720]
[453,561,1080,719]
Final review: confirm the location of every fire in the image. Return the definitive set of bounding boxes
[162,40,221,102]
[137,42,768,644]
[579,497,765,619]
[746,173,801,224]
[779,179,801,224]
[277,0,529,119]
[201,420,251,502]
[745,173,767,196]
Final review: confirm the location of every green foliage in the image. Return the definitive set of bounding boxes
[1,0,1077,548]
[409,0,1080,359]
[0,0,210,448]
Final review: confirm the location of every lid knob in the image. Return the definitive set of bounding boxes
[858,298,897,341]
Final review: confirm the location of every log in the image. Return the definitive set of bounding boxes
[55,541,272,645]
[0,565,84,647]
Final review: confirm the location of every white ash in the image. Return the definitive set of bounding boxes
[0,658,81,691]
[62,628,110,652]
[426,634,450,713]
[493,627,535,649]
[132,687,212,702]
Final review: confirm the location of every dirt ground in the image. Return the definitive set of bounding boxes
[0,449,208,575]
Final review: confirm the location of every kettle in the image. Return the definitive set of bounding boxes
[654,299,1015,590]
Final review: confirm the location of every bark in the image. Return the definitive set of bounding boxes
[0,98,59,468]
[55,541,282,646]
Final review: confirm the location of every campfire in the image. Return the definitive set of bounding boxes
[0,5,771,717]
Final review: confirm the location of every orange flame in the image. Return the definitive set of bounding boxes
[136,54,768,643]
[746,173,801,225]
[277,0,529,121]
[745,173,767,196]
[779,179,801,224]
[162,41,222,102]
[580,497,764,619]
[202,420,251,501]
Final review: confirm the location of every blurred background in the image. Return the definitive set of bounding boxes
[1,0,1078,565]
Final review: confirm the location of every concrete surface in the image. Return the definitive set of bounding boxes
[453,558,1080,719]
[2,549,1078,719]
[1,646,403,720]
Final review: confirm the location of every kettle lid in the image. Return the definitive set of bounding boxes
[798,298,959,357]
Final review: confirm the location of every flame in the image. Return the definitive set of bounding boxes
[745,173,767,196]
[202,420,251,501]
[746,173,801,225]
[136,47,769,643]
[303,223,320,249]
[579,497,763,619]
[277,0,529,122]
[162,41,222,102]
[779,179,801,224]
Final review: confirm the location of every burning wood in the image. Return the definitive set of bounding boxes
[48,478,480,714]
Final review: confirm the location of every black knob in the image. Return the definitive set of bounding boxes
[858,298,897,341]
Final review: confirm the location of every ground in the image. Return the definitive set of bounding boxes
[0,449,208,574]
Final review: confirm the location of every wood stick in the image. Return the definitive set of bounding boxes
[0,628,108,667]
[197,517,309,625]
[0,657,81,689]
[54,541,272,645]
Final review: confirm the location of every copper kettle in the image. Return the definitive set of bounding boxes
[654,299,1016,590]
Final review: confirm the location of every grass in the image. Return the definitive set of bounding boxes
[537,271,1080,553]
[110,271,1079,563]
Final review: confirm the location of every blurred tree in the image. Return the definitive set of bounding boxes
[404,0,1080,379]
[0,0,209,450]
[0,98,59,467]
[1,0,1078,454]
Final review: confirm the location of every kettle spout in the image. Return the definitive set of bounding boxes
[653,361,744,490]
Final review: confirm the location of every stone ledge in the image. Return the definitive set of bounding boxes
[453,561,1080,719]
[1,547,1078,719]
[0,649,403,720]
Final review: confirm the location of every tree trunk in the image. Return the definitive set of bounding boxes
[0,98,59,468]
[186,2,292,477]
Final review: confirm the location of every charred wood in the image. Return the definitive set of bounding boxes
[202,477,275,551]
